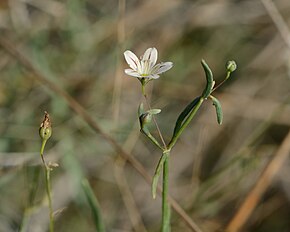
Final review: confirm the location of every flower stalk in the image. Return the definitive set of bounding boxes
[39,111,54,232]
[161,150,170,232]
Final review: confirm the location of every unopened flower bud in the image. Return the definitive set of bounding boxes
[226,60,237,73]
[139,109,161,130]
[139,113,152,129]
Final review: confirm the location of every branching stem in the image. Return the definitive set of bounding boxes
[143,94,167,149]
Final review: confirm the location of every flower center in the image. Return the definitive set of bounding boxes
[140,59,152,76]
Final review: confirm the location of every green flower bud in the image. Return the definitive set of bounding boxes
[139,113,152,130]
[39,111,52,141]
[139,109,161,130]
[226,60,237,73]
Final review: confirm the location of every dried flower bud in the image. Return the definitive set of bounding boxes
[48,162,59,170]
[48,162,59,168]
[226,60,237,73]
[39,111,52,141]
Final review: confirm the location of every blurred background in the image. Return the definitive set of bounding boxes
[0,0,290,231]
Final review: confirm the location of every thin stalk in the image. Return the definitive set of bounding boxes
[19,209,30,232]
[211,71,230,93]
[40,149,54,232]
[46,167,53,232]
[40,139,47,158]
[162,151,170,232]
[143,94,167,149]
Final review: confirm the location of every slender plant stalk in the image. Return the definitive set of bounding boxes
[143,94,167,149]
[40,151,54,232]
[142,88,171,230]
[211,71,230,93]
[19,210,30,232]
[39,111,54,232]
[162,151,170,232]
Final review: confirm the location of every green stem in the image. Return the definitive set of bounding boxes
[143,93,167,149]
[45,166,54,232]
[40,139,47,158]
[40,141,54,232]
[168,98,204,149]
[19,209,30,232]
[141,83,146,96]
[162,152,170,232]
[211,71,230,93]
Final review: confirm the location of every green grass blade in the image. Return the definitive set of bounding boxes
[82,179,105,232]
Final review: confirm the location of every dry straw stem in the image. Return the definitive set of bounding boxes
[114,158,147,232]
[0,36,203,232]
[112,0,126,127]
[261,0,290,50]
[226,130,290,232]
[114,125,147,232]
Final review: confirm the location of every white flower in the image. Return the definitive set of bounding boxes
[124,47,173,80]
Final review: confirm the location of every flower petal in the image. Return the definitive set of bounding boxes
[148,74,160,79]
[153,62,173,74]
[142,47,158,67]
[124,50,141,71]
[124,69,142,78]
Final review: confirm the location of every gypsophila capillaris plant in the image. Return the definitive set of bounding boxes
[124,47,237,232]
[39,111,58,232]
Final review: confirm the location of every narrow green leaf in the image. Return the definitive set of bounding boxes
[173,96,200,136]
[82,179,105,232]
[168,98,204,149]
[152,152,168,199]
[201,59,214,99]
[210,95,223,125]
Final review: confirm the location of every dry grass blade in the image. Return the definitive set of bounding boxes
[261,0,290,50]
